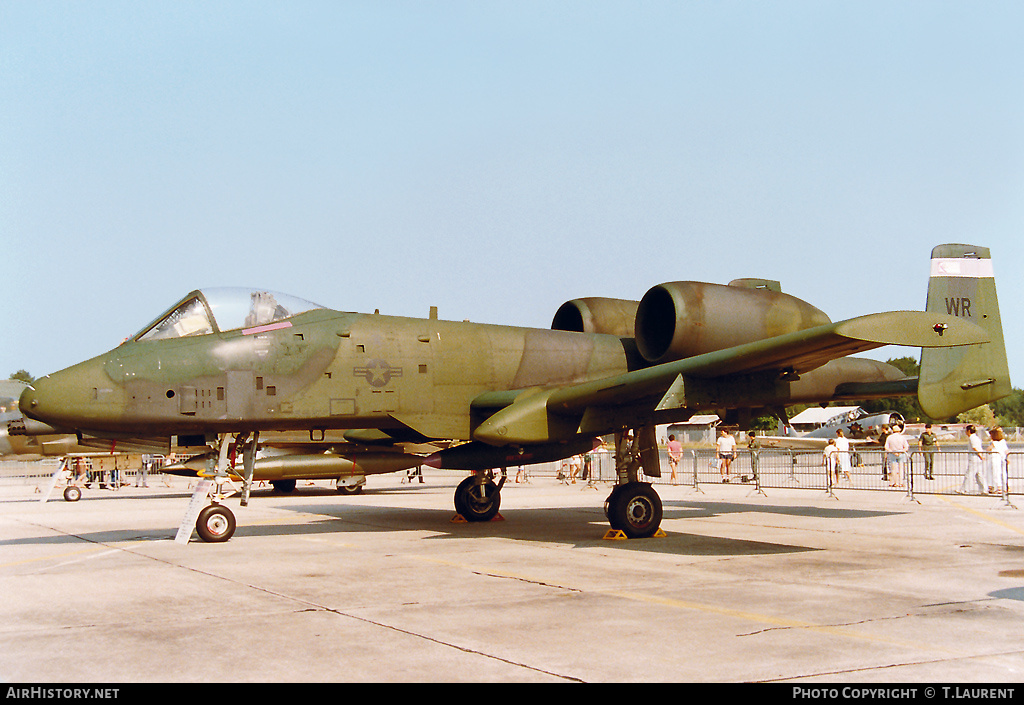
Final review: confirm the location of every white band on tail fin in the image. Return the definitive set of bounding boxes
[930,258,994,278]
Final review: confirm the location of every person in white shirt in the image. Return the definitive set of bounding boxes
[823,439,839,483]
[987,427,1009,495]
[959,425,987,495]
[834,430,852,484]
[885,425,910,487]
[716,429,736,482]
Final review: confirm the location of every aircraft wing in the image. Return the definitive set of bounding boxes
[753,436,876,451]
[473,310,988,445]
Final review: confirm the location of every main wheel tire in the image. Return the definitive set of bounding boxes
[454,475,501,522]
[337,483,364,495]
[604,485,625,524]
[271,479,296,493]
[606,482,662,539]
[196,504,236,543]
[63,485,82,502]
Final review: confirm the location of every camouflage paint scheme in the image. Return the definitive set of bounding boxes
[16,244,1010,539]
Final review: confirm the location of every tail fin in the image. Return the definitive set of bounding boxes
[918,244,1011,419]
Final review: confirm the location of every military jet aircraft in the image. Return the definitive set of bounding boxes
[18,244,1010,541]
[755,407,907,450]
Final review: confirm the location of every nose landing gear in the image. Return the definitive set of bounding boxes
[175,432,256,544]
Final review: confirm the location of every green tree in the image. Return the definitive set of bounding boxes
[958,404,997,428]
[991,388,1024,427]
[9,370,33,383]
[857,356,929,422]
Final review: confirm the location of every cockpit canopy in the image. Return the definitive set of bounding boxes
[134,288,325,342]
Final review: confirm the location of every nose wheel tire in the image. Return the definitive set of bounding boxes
[196,504,236,543]
[604,482,662,539]
[63,485,82,502]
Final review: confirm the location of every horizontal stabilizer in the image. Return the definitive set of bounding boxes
[832,311,989,349]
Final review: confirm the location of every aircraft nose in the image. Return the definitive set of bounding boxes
[20,377,66,425]
[18,356,120,430]
[18,385,40,420]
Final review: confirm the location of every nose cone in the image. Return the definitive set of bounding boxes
[18,385,40,421]
[19,356,121,431]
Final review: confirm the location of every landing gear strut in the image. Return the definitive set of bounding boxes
[603,426,664,539]
[175,432,258,544]
[454,468,506,522]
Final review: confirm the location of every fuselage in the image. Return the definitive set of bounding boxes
[20,308,635,441]
[19,286,912,448]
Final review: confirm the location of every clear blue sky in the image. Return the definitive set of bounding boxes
[3,1,1022,391]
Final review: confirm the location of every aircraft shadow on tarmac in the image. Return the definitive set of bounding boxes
[664,498,901,521]
[0,503,815,557]
[241,497,900,557]
[990,588,1024,602]
[3,490,904,558]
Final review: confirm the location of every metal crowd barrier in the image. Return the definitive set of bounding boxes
[525,448,1019,507]
[4,450,1019,507]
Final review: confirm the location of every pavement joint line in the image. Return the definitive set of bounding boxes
[2,522,584,683]
[0,544,112,569]
[602,589,959,655]
[301,533,959,657]
[756,647,1024,683]
[164,556,585,682]
[5,484,1020,676]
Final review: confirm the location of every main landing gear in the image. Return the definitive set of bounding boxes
[602,426,664,539]
[604,483,663,539]
[453,468,506,522]
[450,428,666,540]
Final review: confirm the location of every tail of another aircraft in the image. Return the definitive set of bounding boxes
[918,244,1011,420]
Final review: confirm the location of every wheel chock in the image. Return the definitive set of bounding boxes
[603,528,667,540]
[450,513,505,523]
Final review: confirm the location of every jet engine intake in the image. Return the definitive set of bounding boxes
[551,297,639,337]
[634,281,831,365]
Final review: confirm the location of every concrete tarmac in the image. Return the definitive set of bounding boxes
[1,470,1023,683]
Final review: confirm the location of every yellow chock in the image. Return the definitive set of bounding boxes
[451,513,505,523]
[603,528,667,540]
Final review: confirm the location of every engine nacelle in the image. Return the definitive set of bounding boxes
[551,297,639,337]
[634,281,831,364]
